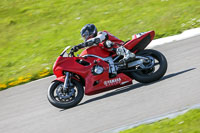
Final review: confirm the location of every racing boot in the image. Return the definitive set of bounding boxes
[116,46,135,64]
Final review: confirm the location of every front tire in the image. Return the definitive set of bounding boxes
[47,79,84,109]
[131,49,167,83]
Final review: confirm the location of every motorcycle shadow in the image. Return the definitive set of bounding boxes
[60,68,196,111]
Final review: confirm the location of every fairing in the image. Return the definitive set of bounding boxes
[79,46,110,58]
[53,55,132,95]
[124,31,155,53]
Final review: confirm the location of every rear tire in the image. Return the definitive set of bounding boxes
[131,49,167,83]
[47,79,84,109]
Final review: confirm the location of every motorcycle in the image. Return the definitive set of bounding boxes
[47,31,167,109]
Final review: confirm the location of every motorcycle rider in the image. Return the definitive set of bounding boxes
[71,24,135,76]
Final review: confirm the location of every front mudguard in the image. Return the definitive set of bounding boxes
[52,75,82,84]
[52,76,65,83]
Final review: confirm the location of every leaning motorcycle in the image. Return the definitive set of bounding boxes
[47,31,167,109]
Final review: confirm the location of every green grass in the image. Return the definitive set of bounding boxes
[120,109,200,133]
[0,0,200,90]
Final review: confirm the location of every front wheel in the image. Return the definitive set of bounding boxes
[130,49,168,83]
[47,79,84,109]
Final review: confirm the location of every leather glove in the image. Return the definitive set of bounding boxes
[71,46,79,52]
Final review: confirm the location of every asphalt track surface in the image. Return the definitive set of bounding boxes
[0,36,200,133]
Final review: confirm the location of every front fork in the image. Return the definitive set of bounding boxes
[62,72,76,98]
[63,72,70,92]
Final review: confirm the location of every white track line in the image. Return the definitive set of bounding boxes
[101,104,200,133]
[147,28,200,48]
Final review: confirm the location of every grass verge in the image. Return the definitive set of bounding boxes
[0,0,200,90]
[120,109,200,133]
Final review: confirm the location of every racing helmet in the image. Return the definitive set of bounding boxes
[80,24,97,41]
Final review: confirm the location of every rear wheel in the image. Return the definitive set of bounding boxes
[47,79,84,109]
[130,49,167,83]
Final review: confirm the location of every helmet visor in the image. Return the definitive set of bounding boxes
[81,30,90,41]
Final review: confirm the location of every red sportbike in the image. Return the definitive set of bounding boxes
[47,31,167,109]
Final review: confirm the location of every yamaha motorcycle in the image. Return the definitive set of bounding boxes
[47,31,168,109]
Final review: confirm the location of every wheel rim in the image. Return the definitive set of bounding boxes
[137,53,161,76]
[52,83,78,103]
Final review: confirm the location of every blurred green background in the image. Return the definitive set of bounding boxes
[0,0,200,90]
